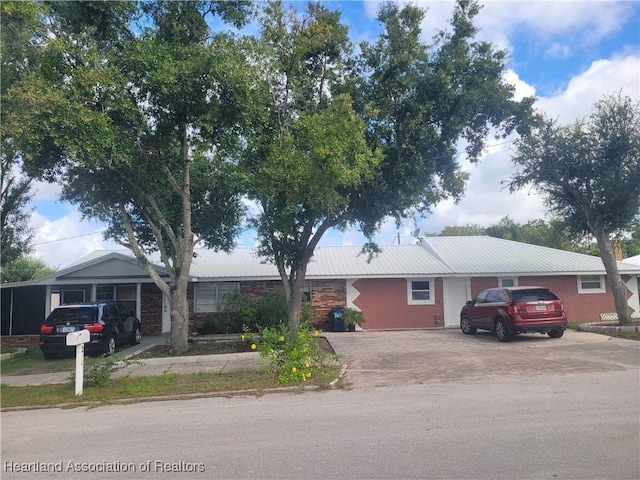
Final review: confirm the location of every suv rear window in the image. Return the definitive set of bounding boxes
[45,307,98,325]
[511,289,558,302]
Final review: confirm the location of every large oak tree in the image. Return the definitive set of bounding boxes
[510,93,640,325]
[3,1,253,352]
[244,0,535,335]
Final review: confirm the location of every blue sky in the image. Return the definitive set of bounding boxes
[26,1,640,268]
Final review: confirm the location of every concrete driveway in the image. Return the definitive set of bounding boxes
[324,328,640,390]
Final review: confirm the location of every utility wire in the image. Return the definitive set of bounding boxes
[32,230,106,246]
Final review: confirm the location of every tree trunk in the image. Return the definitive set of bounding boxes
[278,260,309,340]
[167,269,190,354]
[593,227,632,325]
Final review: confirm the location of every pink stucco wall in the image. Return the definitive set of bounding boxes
[352,278,445,329]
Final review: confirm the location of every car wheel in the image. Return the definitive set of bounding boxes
[105,335,117,355]
[494,319,511,342]
[129,324,141,345]
[547,329,564,338]
[460,316,476,335]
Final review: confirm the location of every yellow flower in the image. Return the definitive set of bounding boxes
[313,330,319,336]
[278,335,285,342]
[240,334,245,340]
[305,362,310,368]
[302,373,307,382]
[291,367,297,373]
[251,343,256,350]
[306,372,311,378]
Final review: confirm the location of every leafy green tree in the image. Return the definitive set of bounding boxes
[1,256,54,283]
[620,221,640,258]
[243,1,380,336]
[245,1,534,336]
[345,1,535,241]
[1,1,44,266]
[510,94,640,325]
[433,217,584,252]
[435,225,487,237]
[1,152,33,265]
[3,1,252,353]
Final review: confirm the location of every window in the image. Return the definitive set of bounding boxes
[195,282,240,313]
[304,281,311,302]
[500,278,517,287]
[578,275,605,294]
[407,279,435,305]
[96,285,137,313]
[61,290,85,304]
[474,290,489,304]
[487,290,508,303]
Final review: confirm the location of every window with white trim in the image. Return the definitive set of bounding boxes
[578,275,605,294]
[407,279,435,305]
[195,282,240,313]
[500,277,517,288]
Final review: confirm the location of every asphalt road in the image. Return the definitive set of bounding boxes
[2,329,639,480]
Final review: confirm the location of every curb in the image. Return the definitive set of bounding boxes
[133,351,259,366]
[0,385,326,412]
[0,366,347,412]
[578,322,639,334]
[0,348,27,361]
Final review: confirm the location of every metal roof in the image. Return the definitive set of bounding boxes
[420,236,640,275]
[3,237,638,289]
[190,245,453,280]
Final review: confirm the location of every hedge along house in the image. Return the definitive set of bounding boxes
[2,237,640,343]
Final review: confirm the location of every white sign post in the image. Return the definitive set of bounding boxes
[66,329,90,396]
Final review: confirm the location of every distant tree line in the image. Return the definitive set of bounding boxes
[431,216,640,258]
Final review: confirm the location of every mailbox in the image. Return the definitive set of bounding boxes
[66,329,90,346]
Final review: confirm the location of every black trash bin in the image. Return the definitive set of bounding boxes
[331,307,345,332]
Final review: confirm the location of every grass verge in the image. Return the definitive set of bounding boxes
[1,366,342,409]
[1,348,74,375]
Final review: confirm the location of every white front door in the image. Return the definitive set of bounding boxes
[162,294,171,333]
[443,278,471,327]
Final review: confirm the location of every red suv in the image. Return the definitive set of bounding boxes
[460,286,567,342]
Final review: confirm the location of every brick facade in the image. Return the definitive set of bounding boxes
[1,335,40,347]
[140,283,163,335]
[311,279,347,329]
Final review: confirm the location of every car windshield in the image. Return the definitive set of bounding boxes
[46,307,98,324]
[511,289,558,302]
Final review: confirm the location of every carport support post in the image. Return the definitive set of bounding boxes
[75,344,84,396]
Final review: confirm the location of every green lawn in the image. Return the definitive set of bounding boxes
[0,367,341,409]
[1,347,75,375]
[1,346,342,409]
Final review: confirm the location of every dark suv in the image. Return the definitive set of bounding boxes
[460,286,567,342]
[39,301,141,358]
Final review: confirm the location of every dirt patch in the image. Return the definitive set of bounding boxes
[132,336,335,359]
[134,340,254,358]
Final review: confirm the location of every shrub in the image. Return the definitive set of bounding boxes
[343,308,365,329]
[244,323,338,384]
[218,290,315,333]
[69,354,138,388]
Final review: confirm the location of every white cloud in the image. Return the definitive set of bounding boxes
[503,69,537,100]
[30,211,119,269]
[537,54,640,122]
[30,179,62,203]
[418,51,640,236]
[477,1,634,49]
